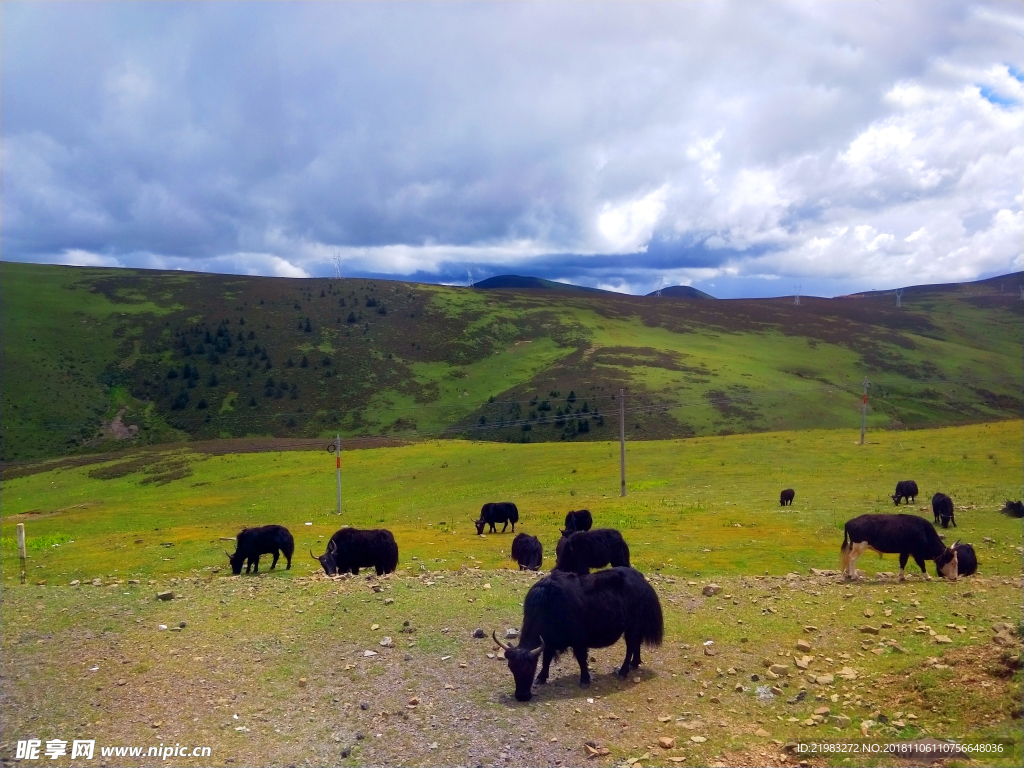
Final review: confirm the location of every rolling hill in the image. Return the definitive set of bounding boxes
[1,261,1021,461]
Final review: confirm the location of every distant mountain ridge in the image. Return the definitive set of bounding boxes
[646,285,716,300]
[470,275,613,294]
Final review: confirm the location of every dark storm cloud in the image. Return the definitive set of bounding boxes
[3,2,1021,296]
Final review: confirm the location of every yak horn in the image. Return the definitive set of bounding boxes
[491,630,511,651]
[529,636,546,659]
[310,549,321,561]
[224,550,233,558]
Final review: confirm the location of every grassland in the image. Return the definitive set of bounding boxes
[2,262,1021,461]
[2,422,1021,766]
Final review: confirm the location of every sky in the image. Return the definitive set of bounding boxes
[3,2,1022,299]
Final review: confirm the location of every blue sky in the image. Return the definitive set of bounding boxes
[3,1,1022,298]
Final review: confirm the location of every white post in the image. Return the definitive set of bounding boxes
[335,434,342,515]
[860,378,870,446]
[17,523,26,584]
[619,389,626,497]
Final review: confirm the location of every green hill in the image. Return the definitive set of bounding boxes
[1,262,1021,461]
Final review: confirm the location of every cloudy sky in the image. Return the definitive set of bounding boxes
[3,2,1022,298]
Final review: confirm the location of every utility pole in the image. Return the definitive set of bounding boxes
[327,435,342,514]
[895,288,904,308]
[794,285,801,306]
[619,389,626,497]
[860,378,871,445]
[17,523,26,584]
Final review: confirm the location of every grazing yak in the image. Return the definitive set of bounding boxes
[891,480,919,506]
[779,489,795,506]
[554,528,630,575]
[227,525,294,575]
[563,509,593,533]
[474,502,519,535]
[840,514,958,581]
[312,527,398,576]
[1000,500,1024,518]
[511,533,543,571]
[935,541,977,578]
[931,492,956,528]
[492,567,663,701]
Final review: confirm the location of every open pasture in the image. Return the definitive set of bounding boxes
[2,421,1022,766]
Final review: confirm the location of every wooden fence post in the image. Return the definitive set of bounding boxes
[16,523,26,584]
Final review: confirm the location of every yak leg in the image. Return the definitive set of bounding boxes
[951,514,957,528]
[270,550,280,570]
[573,646,592,687]
[897,552,910,581]
[912,554,930,578]
[535,648,556,685]
[844,541,869,578]
[352,567,360,575]
[501,521,509,532]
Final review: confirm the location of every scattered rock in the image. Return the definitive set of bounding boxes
[703,646,716,657]
[359,702,369,711]
[379,637,395,648]
[363,650,378,657]
[934,635,953,644]
[690,735,707,743]
[815,674,835,685]
[298,677,307,687]
[69,580,80,587]
[769,664,789,676]
[156,591,174,601]
[116,679,127,686]
[859,625,879,635]
[702,584,723,596]
[831,715,851,728]
[803,626,818,633]
[754,728,770,738]
[384,597,394,605]
[505,628,519,639]
[370,623,380,630]
[658,737,675,749]
[472,628,485,639]
[863,608,874,618]
[408,696,419,706]
[795,640,812,653]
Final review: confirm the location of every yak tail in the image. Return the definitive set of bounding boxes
[839,526,852,573]
[382,539,400,574]
[1000,500,1024,518]
[639,583,665,648]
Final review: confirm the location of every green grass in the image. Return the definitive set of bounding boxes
[1,423,1021,766]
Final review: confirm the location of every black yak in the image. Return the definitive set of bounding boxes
[511,533,543,571]
[554,528,630,575]
[891,480,919,505]
[226,525,294,575]
[779,489,795,506]
[474,502,519,534]
[311,527,398,576]
[1000,500,1024,518]
[931,492,956,528]
[563,509,593,533]
[492,567,663,701]
[840,514,958,581]
[935,540,977,578]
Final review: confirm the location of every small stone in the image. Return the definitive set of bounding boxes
[690,735,707,743]
[505,628,519,639]
[704,646,716,657]
[709,696,720,704]
[36,580,46,586]
[117,679,127,686]
[859,625,879,635]
[658,716,671,723]
[702,584,723,596]
[771,686,783,696]
[157,624,168,631]
[384,598,394,605]
[355,730,365,739]
[658,737,675,749]
[769,664,789,676]
[750,674,759,682]
[156,591,174,601]
[379,637,395,648]
[803,625,818,633]
[341,748,351,758]
[298,677,307,687]
[934,635,953,644]
[408,696,419,706]
[370,623,379,630]
[795,640,812,652]
[815,674,834,685]
[92,578,103,586]
[360,702,369,711]
[69,580,80,586]
[363,650,378,657]
[831,715,851,727]
[755,728,770,737]
[863,608,874,618]
[814,706,830,716]
[472,628,485,639]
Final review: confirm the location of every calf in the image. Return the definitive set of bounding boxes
[492,567,663,701]
[840,513,958,581]
[554,528,630,575]
[227,525,294,575]
[931,492,956,528]
[511,533,543,571]
[1000,500,1024,518]
[779,489,795,506]
[474,502,519,534]
[563,509,593,533]
[934,541,977,578]
[891,480,919,506]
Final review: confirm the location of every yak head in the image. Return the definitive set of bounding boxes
[226,549,245,576]
[493,632,544,702]
[473,518,486,536]
[934,543,960,581]
[890,494,902,506]
[311,540,338,576]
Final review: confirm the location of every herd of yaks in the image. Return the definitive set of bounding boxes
[221,486,1023,699]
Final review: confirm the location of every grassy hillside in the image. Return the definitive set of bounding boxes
[2,424,1021,767]
[2,262,1021,461]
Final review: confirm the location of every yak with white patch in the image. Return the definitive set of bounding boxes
[474,502,519,535]
[311,527,398,576]
[840,513,958,581]
[492,567,663,701]
[931,492,956,528]
[226,525,294,575]
[891,480,919,506]
[554,528,630,575]
[935,540,977,578]
[511,533,543,571]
